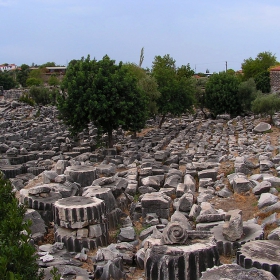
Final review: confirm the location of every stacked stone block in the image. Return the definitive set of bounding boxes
[54,196,109,252]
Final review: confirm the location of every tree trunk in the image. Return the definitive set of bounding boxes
[108,129,113,148]
[159,115,166,129]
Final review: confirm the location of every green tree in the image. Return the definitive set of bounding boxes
[151,54,195,128]
[254,70,271,93]
[123,63,160,118]
[0,71,16,90]
[238,78,260,112]
[39,62,56,68]
[0,173,43,280]
[58,55,148,147]
[241,51,278,93]
[242,51,278,80]
[205,72,241,117]
[48,75,60,86]
[251,93,280,123]
[29,86,58,105]
[26,69,44,87]
[16,64,30,87]
[26,77,42,87]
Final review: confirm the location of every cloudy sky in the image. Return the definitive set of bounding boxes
[1,0,279,73]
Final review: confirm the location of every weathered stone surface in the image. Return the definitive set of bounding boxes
[96,242,136,265]
[161,222,189,245]
[82,186,116,213]
[201,264,277,280]
[253,180,272,195]
[258,193,279,209]
[198,169,218,181]
[268,226,280,240]
[54,196,106,229]
[170,211,192,229]
[183,174,196,192]
[174,193,194,212]
[222,209,243,241]
[237,240,280,279]
[145,242,220,280]
[24,209,47,242]
[232,177,253,193]
[65,165,97,188]
[141,192,171,219]
[253,122,271,133]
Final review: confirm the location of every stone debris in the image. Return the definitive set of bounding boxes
[1,97,280,279]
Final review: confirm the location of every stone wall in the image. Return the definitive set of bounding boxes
[270,67,280,93]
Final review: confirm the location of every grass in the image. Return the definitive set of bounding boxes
[211,192,258,221]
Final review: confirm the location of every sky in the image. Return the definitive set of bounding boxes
[1,0,280,73]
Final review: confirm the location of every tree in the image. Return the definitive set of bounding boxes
[26,69,44,87]
[48,75,60,86]
[205,72,241,117]
[29,86,58,105]
[242,51,278,80]
[254,70,271,93]
[0,71,16,89]
[39,62,56,68]
[0,173,43,280]
[237,78,260,112]
[58,55,148,147]
[251,93,280,123]
[16,64,30,87]
[26,77,43,87]
[241,51,278,93]
[151,54,195,128]
[123,63,161,118]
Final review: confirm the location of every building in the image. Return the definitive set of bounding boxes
[270,66,280,93]
[0,63,17,72]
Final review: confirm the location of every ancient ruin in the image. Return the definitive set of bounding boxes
[1,89,280,279]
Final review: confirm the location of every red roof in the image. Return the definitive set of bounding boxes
[270,66,280,71]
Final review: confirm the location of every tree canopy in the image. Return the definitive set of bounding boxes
[58,55,148,147]
[16,64,30,87]
[0,173,42,280]
[205,72,241,117]
[151,54,195,127]
[251,93,280,123]
[241,51,278,93]
[0,71,16,90]
[123,63,160,118]
[242,51,278,80]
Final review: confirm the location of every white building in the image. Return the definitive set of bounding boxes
[0,64,17,71]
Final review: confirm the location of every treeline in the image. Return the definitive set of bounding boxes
[1,51,280,146]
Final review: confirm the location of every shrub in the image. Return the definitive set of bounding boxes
[19,93,35,106]
[205,72,242,117]
[0,173,43,280]
[26,77,43,87]
[48,75,60,86]
[29,86,59,105]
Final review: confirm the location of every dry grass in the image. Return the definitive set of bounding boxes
[219,255,236,265]
[38,226,55,245]
[136,127,155,137]
[212,192,259,221]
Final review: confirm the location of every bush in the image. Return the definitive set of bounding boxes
[252,93,280,123]
[19,93,35,106]
[29,86,59,105]
[237,78,260,112]
[205,72,242,117]
[0,173,43,280]
[48,75,60,86]
[26,77,43,87]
